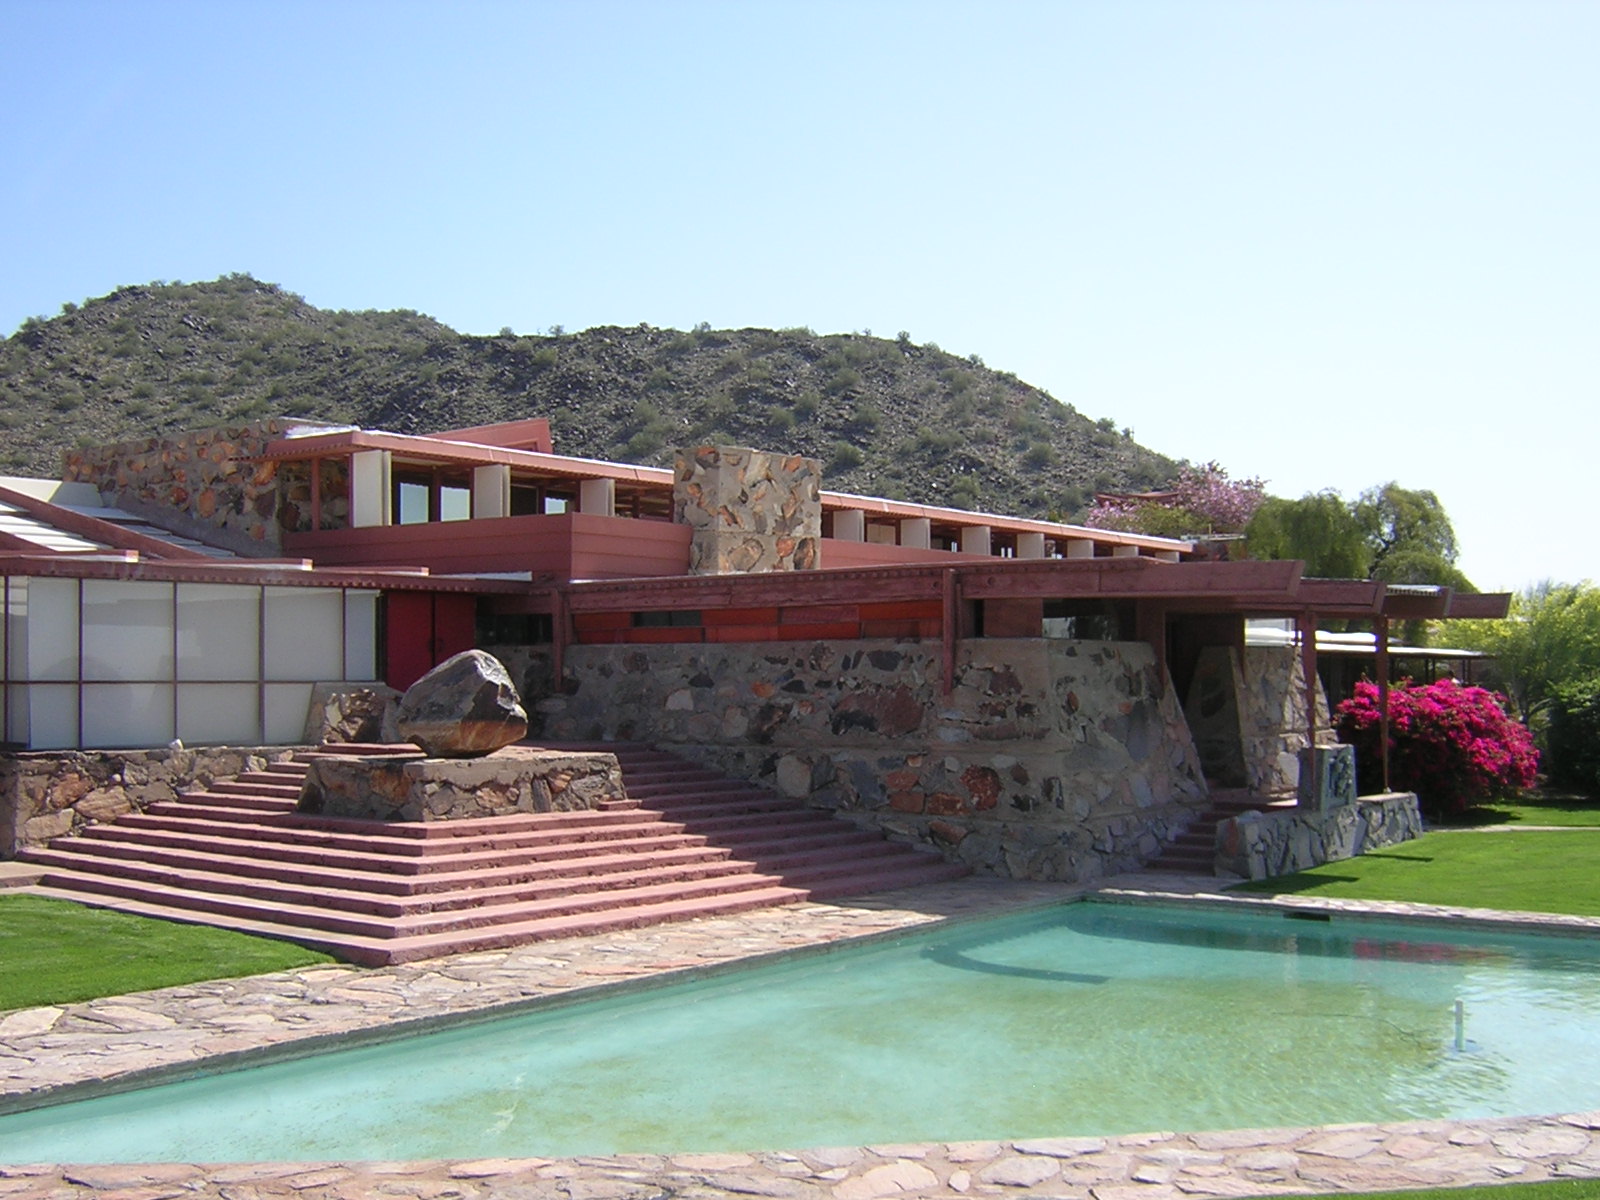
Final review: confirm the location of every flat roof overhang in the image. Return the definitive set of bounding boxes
[255,430,1196,558]
[0,553,526,594]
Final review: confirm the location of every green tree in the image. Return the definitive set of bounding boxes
[1246,482,1473,590]
[1449,580,1600,725]
[1357,482,1472,590]
[1244,491,1371,578]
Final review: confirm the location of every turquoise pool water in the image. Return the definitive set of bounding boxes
[4,901,1600,1163]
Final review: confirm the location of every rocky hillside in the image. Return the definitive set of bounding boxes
[0,274,1177,518]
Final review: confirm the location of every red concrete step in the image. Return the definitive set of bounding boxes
[77,818,716,874]
[208,776,303,799]
[31,864,815,940]
[26,848,770,920]
[29,739,969,963]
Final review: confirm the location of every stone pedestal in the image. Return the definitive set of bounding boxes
[673,445,821,574]
[296,746,626,822]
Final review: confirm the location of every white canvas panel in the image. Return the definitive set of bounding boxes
[262,588,342,681]
[82,683,173,747]
[178,684,260,745]
[5,683,26,745]
[82,580,174,682]
[263,683,313,744]
[177,583,260,681]
[26,684,76,748]
[25,578,78,681]
[343,591,379,681]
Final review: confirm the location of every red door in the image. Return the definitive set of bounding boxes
[384,593,478,690]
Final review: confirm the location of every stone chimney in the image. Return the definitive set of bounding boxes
[672,445,821,574]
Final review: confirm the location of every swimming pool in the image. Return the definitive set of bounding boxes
[4,900,1599,1163]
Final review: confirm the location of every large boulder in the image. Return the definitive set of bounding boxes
[393,650,529,757]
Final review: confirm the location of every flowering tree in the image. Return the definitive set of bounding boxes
[1082,462,1265,536]
[1335,678,1538,816]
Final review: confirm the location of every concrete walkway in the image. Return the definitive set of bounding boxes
[4,874,1600,1198]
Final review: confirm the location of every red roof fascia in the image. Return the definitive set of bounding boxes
[255,430,675,485]
[0,553,525,593]
[427,418,553,452]
[1445,592,1512,619]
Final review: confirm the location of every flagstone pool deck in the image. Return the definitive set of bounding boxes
[4,872,1600,1200]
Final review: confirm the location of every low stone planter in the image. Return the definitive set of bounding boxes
[2,745,299,856]
[1215,793,1421,881]
[296,746,626,822]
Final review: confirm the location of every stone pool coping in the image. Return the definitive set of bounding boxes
[3,872,1600,1199]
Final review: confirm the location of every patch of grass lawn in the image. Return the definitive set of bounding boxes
[1451,790,1600,828]
[1230,829,1600,917]
[1264,1183,1600,1200]
[0,894,336,1012]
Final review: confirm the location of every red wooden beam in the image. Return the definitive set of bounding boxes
[1445,592,1512,619]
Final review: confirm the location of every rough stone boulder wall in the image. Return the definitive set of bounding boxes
[393,650,529,757]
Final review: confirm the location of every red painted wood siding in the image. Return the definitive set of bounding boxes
[286,513,692,580]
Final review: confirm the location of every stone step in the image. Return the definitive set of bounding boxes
[26,848,775,919]
[31,739,968,962]
[73,820,719,876]
[33,865,813,940]
[25,835,752,898]
[134,802,660,845]
[208,777,303,799]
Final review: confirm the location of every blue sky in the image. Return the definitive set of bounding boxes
[3,0,1595,593]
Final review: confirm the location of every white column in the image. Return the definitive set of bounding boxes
[867,524,896,544]
[832,509,865,541]
[1017,532,1046,559]
[899,517,931,549]
[579,477,616,517]
[960,525,992,556]
[349,450,392,528]
[472,464,511,519]
[1154,549,1181,563]
[1064,538,1095,559]
[1112,544,1140,558]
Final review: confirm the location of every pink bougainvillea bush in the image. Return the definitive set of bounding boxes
[1335,678,1538,816]
[1083,462,1266,536]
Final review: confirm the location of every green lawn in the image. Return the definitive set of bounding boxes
[1230,828,1600,917]
[1266,1184,1600,1200]
[1452,791,1600,828]
[0,894,335,1012]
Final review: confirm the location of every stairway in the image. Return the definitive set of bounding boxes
[20,742,967,965]
[1144,788,1297,873]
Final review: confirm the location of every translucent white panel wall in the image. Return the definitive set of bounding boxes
[83,683,174,746]
[343,591,379,681]
[82,580,175,681]
[262,588,343,681]
[22,579,77,748]
[25,578,76,681]
[177,583,259,680]
[176,583,262,745]
[1,575,386,750]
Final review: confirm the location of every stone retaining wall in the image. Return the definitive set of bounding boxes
[62,418,346,554]
[1214,793,1422,881]
[1184,644,1333,795]
[525,638,1208,882]
[296,747,625,821]
[1,746,301,856]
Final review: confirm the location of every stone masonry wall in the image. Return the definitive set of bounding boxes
[1185,644,1335,795]
[1240,645,1334,793]
[62,419,345,555]
[1,746,300,857]
[672,445,821,574]
[1215,793,1422,881]
[525,638,1209,882]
